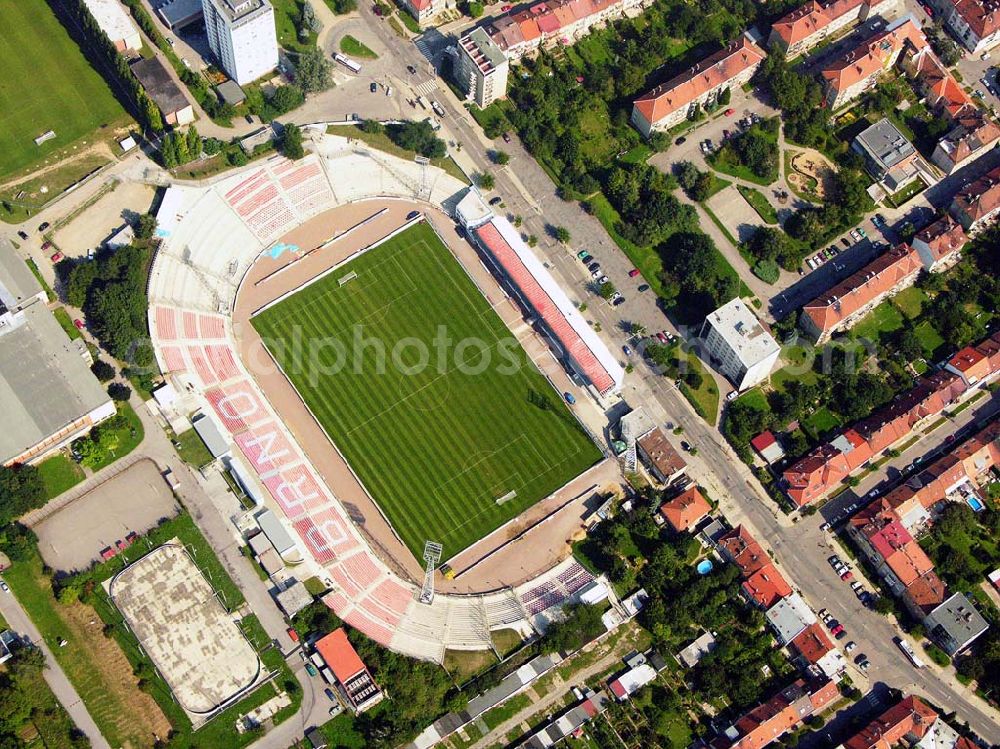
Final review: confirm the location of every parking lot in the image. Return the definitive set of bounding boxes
[34,459,179,573]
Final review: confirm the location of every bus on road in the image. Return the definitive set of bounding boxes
[334,53,361,74]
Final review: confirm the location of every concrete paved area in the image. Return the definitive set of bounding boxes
[707,185,768,243]
[51,181,155,259]
[108,542,263,722]
[34,459,179,574]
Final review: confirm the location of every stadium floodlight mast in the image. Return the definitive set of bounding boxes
[419,541,443,605]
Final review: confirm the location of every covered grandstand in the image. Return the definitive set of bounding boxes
[473,218,624,397]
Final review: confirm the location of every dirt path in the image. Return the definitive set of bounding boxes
[0,141,116,192]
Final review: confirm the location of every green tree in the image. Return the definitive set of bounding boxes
[91,359,116,382]
[492,149,510,165]
[476,171,495,190]
[0,464,45,523]
[185,125,201,159]
[295,47,333,93]
[281,123,305,159]
[554,226,571,243]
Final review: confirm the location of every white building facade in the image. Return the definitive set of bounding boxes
[456,28,510,107]
[699,298,780,391]
[202,0,278,86]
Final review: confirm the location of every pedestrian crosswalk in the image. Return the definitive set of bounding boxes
[414,37,436,62]
[413,78,439,96]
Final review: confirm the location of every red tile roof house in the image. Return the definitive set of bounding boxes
[400,0,444,23]
[933,106,1000,174]
[314,628,384,713]
[950,163,1000,234]
[714,679,840,749]
[717,525,793,608]
[631,37,766,137]
[938,0,1000,54]
[659,486,712,533]
[821,18,928,109]
[798,244,923,344]
[788,622,844,679]
[843,696,940,749]
[945,330,1000,386]
[911,215,968,272]
[751,430,787,464]
[782,371,969,506]
[484,0,637,60]
[767,0,897,59]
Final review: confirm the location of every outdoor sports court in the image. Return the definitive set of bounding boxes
[107,543,262,722]
[251,221,601,560]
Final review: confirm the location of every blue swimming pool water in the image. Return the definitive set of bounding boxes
[967,496,985,512]
[696,559,714,575]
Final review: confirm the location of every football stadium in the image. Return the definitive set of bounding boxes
[250,220,601,558]
[146,133,621,660]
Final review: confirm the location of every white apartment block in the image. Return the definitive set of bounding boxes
[699,298,780,391]
[202,0,278,86]
[456,28,509,107]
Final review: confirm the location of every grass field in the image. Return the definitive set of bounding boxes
[0,2,128,179]
[252,222,601,559]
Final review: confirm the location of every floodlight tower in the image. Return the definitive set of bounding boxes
[419,541,443,605]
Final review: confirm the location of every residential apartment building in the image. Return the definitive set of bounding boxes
[713,679,840,749]
[637,426,687,485]
[768,0,898,58]
[202,0,278,86]
[821,16,928,109]
[483,0,642,62]
[84,0,142,51]
[782,368,977,505]
[699,297,781,390]
[937,0,1000,54]
[456,28,509,108]
[717,525,793,608]
[843,696,947,749]
[631,37,767,136]
[912,214,968,272]
[658,487,711,533]
[945,330,1000,385]
[798,244,923,343]
[950,163,1000,233]
[788,623,845,679]
[933,108,1000,172]
[925,592,990,654]
[851,117,920,191]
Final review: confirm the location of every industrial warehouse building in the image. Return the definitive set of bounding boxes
[0,241,115,466]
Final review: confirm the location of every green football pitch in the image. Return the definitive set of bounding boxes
[0,2,129,178]
[252,222,602,560]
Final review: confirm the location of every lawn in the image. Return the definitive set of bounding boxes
[678,352,720,426]
[173,427,214,468]
[893,286,928,319]
[340,34,379,59]
[0,2,128,179]
[444,647,498,683]
[331,124,468,183]
[886,178,927,208]
[737,184,778,224]
[52,307,82,341]
[852,300,905,343]
[83,401,145,472]
[801,406,841,440]
[252,222,602,559]
[271,0,317,53]
[37,453,85,498]
[914,320,945,358]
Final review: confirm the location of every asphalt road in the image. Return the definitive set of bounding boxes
[0,587,110,749]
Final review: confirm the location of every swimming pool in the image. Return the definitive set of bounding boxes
[696,559,714,575]
[967,496,985,512]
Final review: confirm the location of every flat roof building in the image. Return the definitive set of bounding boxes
[158,0,205,29]
[84,0,141,51]
[457,27,509,109]
[700,298,780,391]
[314,628,384,713]
[202,0,278,86]
[130,57,195,126]
[924,592,989,655]
[852,118,917,187]
[0,241,115,466]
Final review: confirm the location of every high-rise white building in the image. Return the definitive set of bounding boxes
[456,28,509,108]
[699,298,780,391]
[202,0,278,86]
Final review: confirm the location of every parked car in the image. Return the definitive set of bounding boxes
[324,688,337,701]
[680,441,692,452]
[407,65,417,74]
[851,580,864,592]
[623,345,632,356]
[489,196,503,206]
[305,663,318,677]
[637,284,649,292]
[835,630,848,641]
[588,261,601,272]
[675,136,686,145]
[16,231,27,240]
[0,581,8,593]
[38,221,50,232]
[854,653,868,665]
[857,227,867,238]
[845,641,857,654]
[502,132,512,143]
[50,251,63,263]
[406,210,420,220]
[73,318,85,331]
[370,82,378,93]
[577,250,591,260]
[726,390,738,402]
[597,275,609,285]
[656,332,669,344]
[724,108,735,116]
[826,618,840,630]
[610,291,623,302]
[818,608,828,619]
[840,569,854,581]
[858,657,870,670]
[591,269,603,280]
[820,521,830,531]
[563,392,576,404]
[831,623,845,635]
[612,296,625,306]
[628,268,641,277]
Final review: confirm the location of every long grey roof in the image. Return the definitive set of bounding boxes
[0,239,44,312]
[0,304,112,464]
